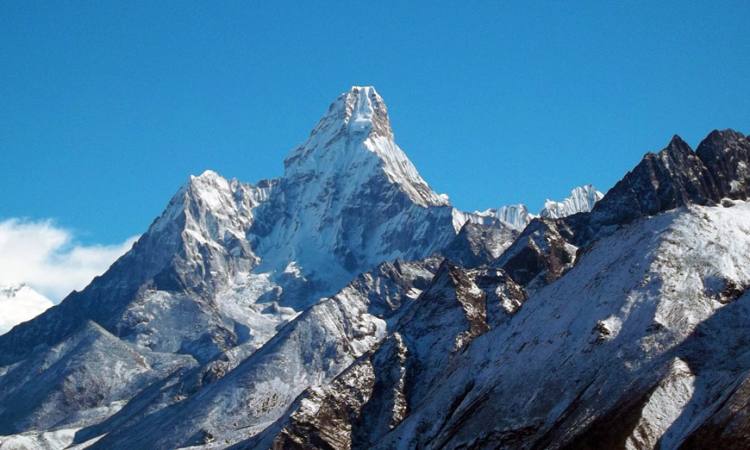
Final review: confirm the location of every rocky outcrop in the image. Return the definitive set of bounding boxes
[443,221,518,268]
[493,218,578,290]
[258,261,527,450]
[590,130,750,228]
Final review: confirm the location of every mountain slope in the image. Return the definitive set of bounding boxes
[253,129,750,450]
[85,259,441,449]
[376,200,750,449]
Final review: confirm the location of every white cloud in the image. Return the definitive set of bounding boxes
[0,218,138,301]
[0,284,54,334]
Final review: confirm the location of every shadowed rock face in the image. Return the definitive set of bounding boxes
[493,218,577,290]
[591,130,750,228]
[591,135,721,226]
[696,129,750,201]
[680,373,750,450]
[443,221,519,268]
[493,130,750,298]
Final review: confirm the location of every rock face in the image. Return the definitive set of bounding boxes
[1,85,750,450]
[443,221,518,268]
[260,261,527,450]
[590,131,750,227]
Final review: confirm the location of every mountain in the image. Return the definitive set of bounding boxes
[539,184,603,219]
[1,84,749,450]
[473,184,604,231]
[473,203,534,231]
[253,129,750,450]
[0,86,460,445]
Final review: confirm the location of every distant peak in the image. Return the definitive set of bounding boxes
[473,184,603,230]
[540,184,603,219]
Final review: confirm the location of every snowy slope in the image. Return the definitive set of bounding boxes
[376,201,750,449]
[85,259,441,449]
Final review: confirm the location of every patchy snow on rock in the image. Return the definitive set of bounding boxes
[377,201,750,449]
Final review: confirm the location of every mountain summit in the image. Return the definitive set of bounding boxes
[284,86,449,208]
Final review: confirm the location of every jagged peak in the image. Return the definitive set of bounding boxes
[471,185,603,230]
[540,184,604,219]
[184,170,233,209]
[662,134,693,157]
[190,169,224,183]
[697,129,747,155]
[149,169,260,239]
[289,86,392,159]
[331,85,392,138]
[283,86,449,208]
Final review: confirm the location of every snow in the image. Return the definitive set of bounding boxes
[540,184,604,218]
[625,357,696,449]
[0,428,79,450]
[471,184,604,231]
[378,201,750,448]
[473,203,533,231]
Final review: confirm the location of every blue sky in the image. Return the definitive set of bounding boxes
[2,1,749,245]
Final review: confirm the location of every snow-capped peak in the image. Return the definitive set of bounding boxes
[472,204,533,231]
[283,86,449,208]
[185,170,234,210]
[540,184,604,219]
[472,185,604,231]
[347,86,388,135]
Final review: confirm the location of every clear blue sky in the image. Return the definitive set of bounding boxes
[2,1,748,244]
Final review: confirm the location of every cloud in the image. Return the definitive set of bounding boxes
[0,218,138,301]
[0,284,54,334]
